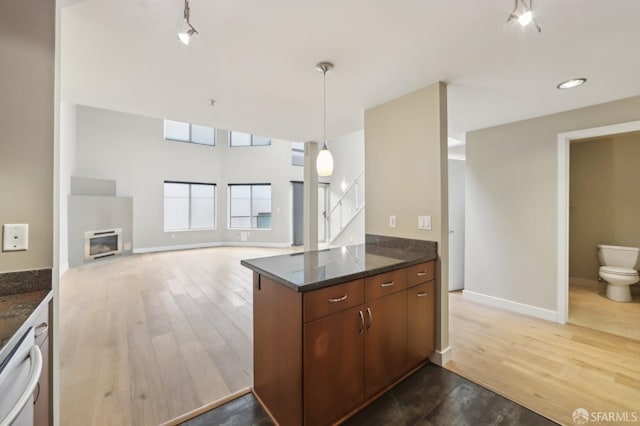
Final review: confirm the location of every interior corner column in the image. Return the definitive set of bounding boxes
[303,141,319,251]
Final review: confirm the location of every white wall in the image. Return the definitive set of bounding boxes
[327,130,365,245]
[465,95,640,318]
[73,105,303,252]
[58,102,77,273]
[0,1,55,273]
[448,159,465,291]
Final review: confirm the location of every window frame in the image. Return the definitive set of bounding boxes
[164,120,216,146]
[229,131,272,147]
[228,183,272,230]
[163,180,216,231]
[291,142,305,166]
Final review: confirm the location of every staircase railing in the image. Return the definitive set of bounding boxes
[327,169,365,244]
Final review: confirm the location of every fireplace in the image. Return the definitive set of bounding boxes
[84,228,123,261]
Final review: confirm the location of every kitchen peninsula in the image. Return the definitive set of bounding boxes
[241,235,438,426]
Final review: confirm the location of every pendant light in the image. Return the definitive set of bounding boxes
[315,62,334,177]
[178,0,198,45]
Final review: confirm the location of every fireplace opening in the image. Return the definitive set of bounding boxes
[84,228,122,261]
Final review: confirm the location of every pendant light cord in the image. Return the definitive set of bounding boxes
[322,68,327,149]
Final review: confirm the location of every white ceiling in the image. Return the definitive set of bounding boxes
[60,0,640,143]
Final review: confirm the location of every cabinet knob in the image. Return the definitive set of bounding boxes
[380,281,395,288]
[416,291,428,298]
[328,294,348,303]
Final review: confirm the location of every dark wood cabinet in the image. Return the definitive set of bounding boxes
[304,305,365,426]
[364,291,407,398]
[407,281,435,369]
[252,260,436,425]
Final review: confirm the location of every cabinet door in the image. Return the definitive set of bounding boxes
[304,305,365,426]
[364,291,407,398]
[34,336,50,426]
[407,282,435,368]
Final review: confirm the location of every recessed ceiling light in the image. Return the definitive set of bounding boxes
[557,78,587,89]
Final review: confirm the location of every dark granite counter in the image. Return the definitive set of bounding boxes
[0,269,52,365]
[241,237,437,292]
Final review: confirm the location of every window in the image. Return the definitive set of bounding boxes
[164,120,216,146]
[292,142,304,166]
[229,131,271,147]
[229,184,271,228]
[164,182,215,231]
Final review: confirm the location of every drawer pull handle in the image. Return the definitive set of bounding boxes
[416,291,428,297]
[35,322,48,338]
[416,271,428,276]
[380,281,395,288]
[359,310,365,334]
[366,308,372,330]
[328,295,348,303]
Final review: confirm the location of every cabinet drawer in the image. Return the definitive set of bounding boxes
[304,279,364,322]
[406,261,435,287]
[365,269,406,301]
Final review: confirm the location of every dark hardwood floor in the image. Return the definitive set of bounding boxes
[181,364,557,425]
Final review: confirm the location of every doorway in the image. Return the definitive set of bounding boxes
[291,182,329,246]
[557,120,640,325]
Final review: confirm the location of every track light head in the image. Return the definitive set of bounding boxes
[506,0,541,33]
[177,0,198,45]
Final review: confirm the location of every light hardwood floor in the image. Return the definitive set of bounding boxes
[62,248,640,426]
[447,291,640,425]
[60,246,295,426]
[569,278,640,341]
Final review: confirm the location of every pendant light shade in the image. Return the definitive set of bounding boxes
[315,62,334,177]
[316,143,334,177]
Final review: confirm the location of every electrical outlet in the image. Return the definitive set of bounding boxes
[3,224,29,251]
[389,215,397,228]
[418,216,431,230]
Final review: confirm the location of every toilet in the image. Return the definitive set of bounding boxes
[597,244,640,302]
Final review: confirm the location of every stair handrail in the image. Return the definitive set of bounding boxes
[327,169,365,218]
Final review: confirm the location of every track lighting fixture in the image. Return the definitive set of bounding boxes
[178,0,198,45]
[315,62,334,177]
[506,0,541,33]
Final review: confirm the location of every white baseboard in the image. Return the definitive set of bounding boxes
[133,241,291,254]
[430,346,452,366]
[222,241,292,248]
[133,242,223,254]
[462,289,557,322]
[59,262,69,277]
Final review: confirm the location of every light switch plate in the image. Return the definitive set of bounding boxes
[418,216,431,230]
[389,215,397,228]
[3,224,29,251]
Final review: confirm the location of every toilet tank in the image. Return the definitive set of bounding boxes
[597,244,640,269]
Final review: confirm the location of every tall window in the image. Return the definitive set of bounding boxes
[229,131,271,147]
[164,182,215,231]
[164,120,216,146]
[292,142,304,166]
[229,184,271,229]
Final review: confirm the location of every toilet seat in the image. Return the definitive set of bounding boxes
[599,266,638,276]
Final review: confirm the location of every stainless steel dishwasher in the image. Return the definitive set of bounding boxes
[0,327,42,426]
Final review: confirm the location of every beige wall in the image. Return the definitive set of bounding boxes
[466,96,640,314]
[364,82,449,353]
[0,1,55,272]
[569,132,640,280]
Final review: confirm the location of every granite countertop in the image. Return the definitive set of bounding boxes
[0,268,52,365]
[0,290,49,348]
[241,239,437,292]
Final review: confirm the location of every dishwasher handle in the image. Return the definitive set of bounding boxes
[0,345,43,426]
